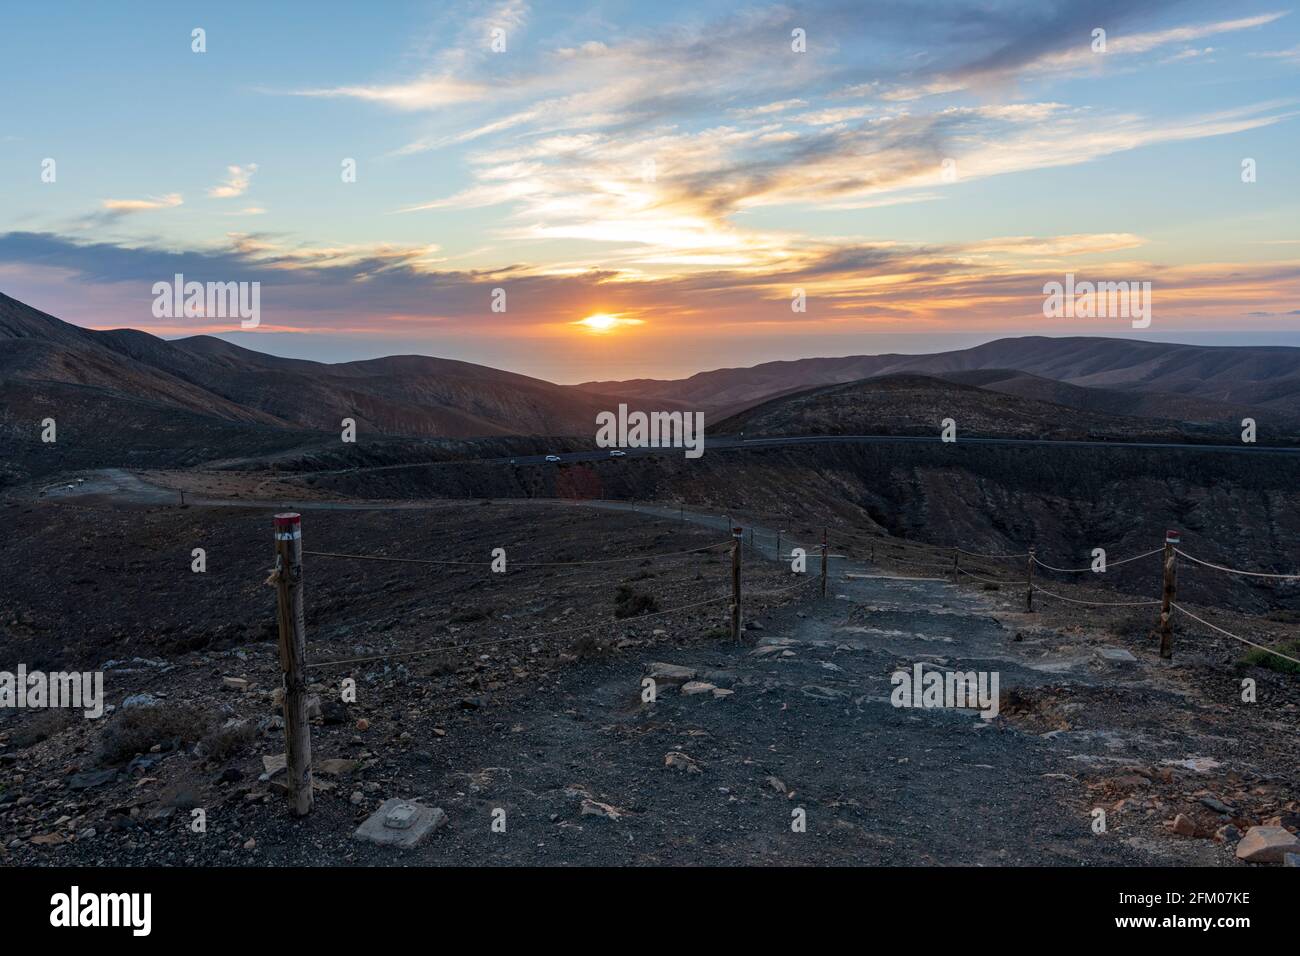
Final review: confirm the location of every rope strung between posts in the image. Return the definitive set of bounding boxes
[306,573,819,670]
[1173,548,1300,581]
[303,539,730,569]
[957,567,1015,587]
[1172,603,1300,666]
[1030,583,1160,607]
[955,546,1030,559]
[872,558,953,570]
[287,505,1299,671]
[1032,548,1164,574]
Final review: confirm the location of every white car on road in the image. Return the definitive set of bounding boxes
[545,455,561,462]
[609,450,626,457]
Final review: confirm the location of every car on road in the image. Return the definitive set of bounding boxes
[544,455,561,462]
[609,449,626,457]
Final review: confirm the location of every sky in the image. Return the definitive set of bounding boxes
[1,0,1298,383]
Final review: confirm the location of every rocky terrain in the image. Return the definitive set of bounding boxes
[1,490,1295,867]
[3,290,1297,869]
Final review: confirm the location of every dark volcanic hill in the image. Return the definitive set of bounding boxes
[708,374,1210,442]
[934,369,1297,429]
[577,336,1300,426]
[0,292,689,442]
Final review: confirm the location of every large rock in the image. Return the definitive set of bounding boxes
[1234,826,1300,864]
[66,769,117,790]
[353,799,447,848]
[647,662,695,684]
[681,681,717,696]
[664,751,702,773]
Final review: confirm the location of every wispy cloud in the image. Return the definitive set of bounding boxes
[101,193,183,213]
[5,0,1296,374]
[1250,42,1300,63]
[208,164,258,199]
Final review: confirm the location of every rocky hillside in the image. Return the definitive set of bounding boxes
[579,336,1300,424]
[708,374,1239,443]
[0,292,690,444]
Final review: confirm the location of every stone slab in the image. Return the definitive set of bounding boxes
[353,798,447,848]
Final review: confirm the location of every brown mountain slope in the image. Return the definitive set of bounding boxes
[936,368,1298,430]
[576,336,1300,421]
[710,374,1208,442]
[0,297,288,426]
[0,292,690,440]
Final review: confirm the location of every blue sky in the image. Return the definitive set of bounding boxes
[1,0,1298,382]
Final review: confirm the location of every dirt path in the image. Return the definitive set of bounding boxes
[330,560,1195,866]
[14,471,1288,867]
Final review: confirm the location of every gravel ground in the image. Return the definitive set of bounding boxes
[3,484,1296,866]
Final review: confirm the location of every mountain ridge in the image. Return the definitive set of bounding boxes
[4,292,1299,446]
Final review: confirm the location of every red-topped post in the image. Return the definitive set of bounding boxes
[1158,530,1180,660]
[273,513,312,816]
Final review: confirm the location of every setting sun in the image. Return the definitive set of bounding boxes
[574,313,643,333]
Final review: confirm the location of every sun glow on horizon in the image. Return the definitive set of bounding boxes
[574,312,644,333]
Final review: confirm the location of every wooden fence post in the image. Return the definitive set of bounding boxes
[273,513,313,816]
[1158,530,1180,659]
[1025,548,1035,613]
[820,527,829,599]
[731,526,743,642]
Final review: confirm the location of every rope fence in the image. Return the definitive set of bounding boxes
[1031,547,1163,573]
[848,525,1296,669]
[1172,603,1300,666]
[957,567,1014,587]
[1030,583,1160,608]
[260,503,1298,816]
[1173,548,1300,581]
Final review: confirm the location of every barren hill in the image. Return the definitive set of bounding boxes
[709,374,1209,442]
[578,336,1300,425]
[0,292,688,456]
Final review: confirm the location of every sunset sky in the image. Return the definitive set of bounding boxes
[1,0,1298,382]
